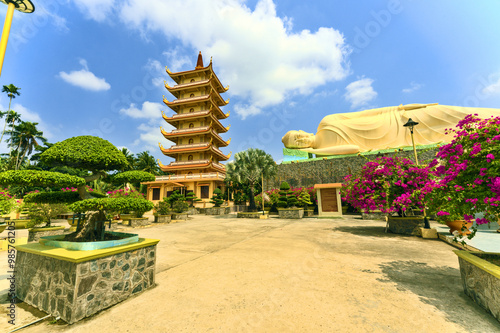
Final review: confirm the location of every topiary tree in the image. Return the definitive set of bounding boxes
[154,198,170,216]
[0,136,156,241]
[277,182,290,208]
[297,188,313,209]
[166,190,186,206]
[287,189,299,208]
[185,191,201,207]
[210,188,224,207]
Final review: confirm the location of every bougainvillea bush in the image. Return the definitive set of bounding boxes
[422,114,500,228]
[341,156,431,215]
[0,188,15,215]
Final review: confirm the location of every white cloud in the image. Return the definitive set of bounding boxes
[344,77,377,109]
[115,0,350,119]
[402,81,423,93]
[73,0,116,22]
[120,101,174,153]
[482,74,500,96]
[59,59,111,91]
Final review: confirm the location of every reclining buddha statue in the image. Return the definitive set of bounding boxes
[282,103,500,156]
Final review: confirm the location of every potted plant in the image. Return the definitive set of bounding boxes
[154,198,171,223]
[297,188,314,217]
[341,155,431,235]
[276,182,303,219]
[206,188,228,215]
[0,136,159,324]
[171,200,189,220]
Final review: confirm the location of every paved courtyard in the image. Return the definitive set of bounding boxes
[2,215,500,332]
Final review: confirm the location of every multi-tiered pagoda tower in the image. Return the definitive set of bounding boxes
[144,52,231,205]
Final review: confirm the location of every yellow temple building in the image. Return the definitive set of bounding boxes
[144,52,231,206]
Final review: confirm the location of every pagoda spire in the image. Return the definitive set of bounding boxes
[195,51,204,69]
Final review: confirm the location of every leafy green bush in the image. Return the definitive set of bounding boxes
[0,189,15,214]
[297,189,313,208]
[172,200,189,213]
[210,188,224,207]
[233,192,247,205]
[287,190,299,208]
[111,170,156,184]
[185,191,201,207]
[0,170,85,187]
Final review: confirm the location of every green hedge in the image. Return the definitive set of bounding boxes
[24,191,81,204]
[69,197,154,216]
[0,170,85,187]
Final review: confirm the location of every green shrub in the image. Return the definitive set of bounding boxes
[0,189,15,214]
[210,188,224,207]
[166,190,186,205]
[0,170,85,187]
[297,189,313,208]
[287,190,299,208]
[27,203,68,228]
[24,191,81,204]
[69,197,154,218]
[111,170,155,184]
[185,191,201,207]
[172,200,189,213]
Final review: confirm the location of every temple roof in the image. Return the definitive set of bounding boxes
[158,159,226,173]
[160,126,230,147]
[166,54,226,90]
[159,142,230,161]
[162,110,229,133]
[165,77,228,97]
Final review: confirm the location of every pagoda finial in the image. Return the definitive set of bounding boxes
[195,51,204,69]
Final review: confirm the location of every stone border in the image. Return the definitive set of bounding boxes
[28,226,66,242]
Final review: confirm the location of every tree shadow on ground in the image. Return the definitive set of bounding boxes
[376,260,500,332]
[333,225,401,238]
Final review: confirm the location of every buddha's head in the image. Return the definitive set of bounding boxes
[282,130,315,148]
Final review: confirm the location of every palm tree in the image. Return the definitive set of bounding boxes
[0,84,21,143]
[136,151,159,175]
[0,110,21,144]
[7,121,47,170]
[225,148,277,211]
[120,147,136,171]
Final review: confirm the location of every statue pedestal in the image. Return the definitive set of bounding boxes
[314,183,343,217]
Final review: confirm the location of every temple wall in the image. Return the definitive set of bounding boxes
[270,148,438,190]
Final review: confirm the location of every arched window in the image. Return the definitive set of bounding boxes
[188,171,193,175]
[188,155,193,161]
[190,93,195,98]
[189,108,194,113]
[190,79,195,83]
[189,123,194,128]
[188,138,194,144]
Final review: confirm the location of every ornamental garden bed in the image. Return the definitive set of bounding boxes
[454,250,500,324]
[278,208,304,219]
[15,237,159,324]
[28,226,67,242]
[387,216,425,236]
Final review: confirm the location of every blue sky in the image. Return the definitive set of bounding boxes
[1,0,500,165]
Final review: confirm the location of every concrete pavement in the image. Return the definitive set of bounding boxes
[2,215,500,332]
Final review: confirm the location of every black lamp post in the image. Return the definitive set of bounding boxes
[403,118,419,165]
[403,117,430,228]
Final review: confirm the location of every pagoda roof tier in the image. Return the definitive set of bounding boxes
[163,92,228,110]
[159,142,231,161]
[161,126,230,147]
[165,76,228,98]
[142,172,226,185]
[166,59,226,90]
[158,159,226,173]
[162,110,230,133]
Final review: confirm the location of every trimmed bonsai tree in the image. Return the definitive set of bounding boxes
[185,191,201,207]
[0,136,155,241]
[210,188,224,207]
[287,190,299,208]
[277,181,290,208]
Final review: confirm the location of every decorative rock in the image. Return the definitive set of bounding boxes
[387,217,425,236]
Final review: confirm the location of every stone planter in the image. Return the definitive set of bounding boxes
[237,212,263,219]
[186,208,198,215]
[40,232,139,251]
[15,238,159,324]
[171,213,188,220]
[196,207,208,214]
[387,216,425,236]
[155,214,171,223]
[278,208,304,219]
[231,205,248,213]
[205,207,231,215]
[28,226,66,242]
[303,209,315,217]
[128,217,150,228]
[362,211,388,220]
[454,250,500,323]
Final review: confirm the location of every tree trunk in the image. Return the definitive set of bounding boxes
[66,210,106,242]
[77,172,107,200]
[248,184,257,212]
